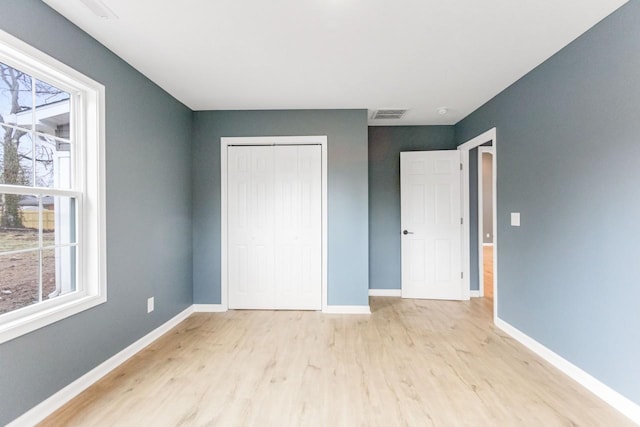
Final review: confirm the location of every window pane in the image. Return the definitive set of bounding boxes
[0,193,40,252]
[35,135,71,188]
[1,125,33,186]
[0,249,39,315]
[42,246,75,300]
[34,79,70,140]
[43,195,76,246]
[0,62,33,128]
[35,79,70,107]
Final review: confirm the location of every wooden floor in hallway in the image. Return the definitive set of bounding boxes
[41,297,633,426]
[483,244,494,300]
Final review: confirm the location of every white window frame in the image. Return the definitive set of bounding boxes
[0,30,106,344]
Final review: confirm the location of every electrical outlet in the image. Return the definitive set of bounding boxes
[147,297,154,313]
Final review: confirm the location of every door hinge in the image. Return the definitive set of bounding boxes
[460,217,463,225]
[460,163,463,170]
[461,272,464,279]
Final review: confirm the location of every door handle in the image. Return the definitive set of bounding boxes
[403,230,413,235]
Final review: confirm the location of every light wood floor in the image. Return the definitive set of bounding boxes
[42,298,632,426]
[484,245,493,300]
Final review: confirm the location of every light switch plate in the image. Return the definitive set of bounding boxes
[147,297,154,313]
[511,212,520,226]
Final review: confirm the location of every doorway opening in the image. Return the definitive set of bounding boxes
[478,147,495,306]
[458,128,497,321]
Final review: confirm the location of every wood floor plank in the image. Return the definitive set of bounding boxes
[484,245,493,300]
[40,298,633,426]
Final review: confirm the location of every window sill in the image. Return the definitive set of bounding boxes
[0,294,106,344]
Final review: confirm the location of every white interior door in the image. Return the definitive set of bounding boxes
[401,150,464,300]
[228,144,321,310]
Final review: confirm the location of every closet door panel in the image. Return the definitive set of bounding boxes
[228,146,275,309]
[274,145,321,310]
[298,145,322,310]
[274,146,300,307]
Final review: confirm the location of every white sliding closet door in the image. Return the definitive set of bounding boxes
[228,145,321,310]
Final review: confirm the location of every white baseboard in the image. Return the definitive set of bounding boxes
[368,289,401,297]
[193,304,228,312]
[495,318,640,424]
[323,305,371,314]
[470,290,481,298]
[8,305,195,427]
[482,243,494,247]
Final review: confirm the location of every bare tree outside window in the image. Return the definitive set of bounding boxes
[1,63,31,228]
[0,61,70,228]
[0,61,72,314]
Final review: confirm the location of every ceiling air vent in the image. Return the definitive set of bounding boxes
[80,0,119,19]
[371,109,408,120]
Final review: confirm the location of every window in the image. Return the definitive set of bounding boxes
[0,30,105,344]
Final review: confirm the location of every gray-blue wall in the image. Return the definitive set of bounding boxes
[192,110,369,306]
[456,0,640,405]
[368,126,456,290]
[0,1,193,424]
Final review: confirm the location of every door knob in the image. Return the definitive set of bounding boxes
[403,230,413,235]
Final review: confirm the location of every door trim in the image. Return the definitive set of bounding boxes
[221,136,328,311]
[477,146,494,298]
[458,128,498,322]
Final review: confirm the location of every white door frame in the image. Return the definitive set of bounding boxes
[221,136,328,311]
[477,146,495,298]
[458,128,498,321]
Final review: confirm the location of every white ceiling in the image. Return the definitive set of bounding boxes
[43,0,627,125]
